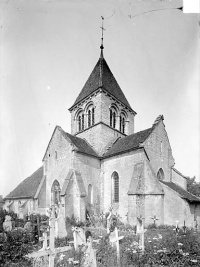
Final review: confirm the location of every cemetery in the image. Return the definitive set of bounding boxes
[1,205,200,266]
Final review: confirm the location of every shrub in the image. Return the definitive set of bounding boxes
[0,228,34,266]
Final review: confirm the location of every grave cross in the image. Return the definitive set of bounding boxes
[195,220,198,230]
[109,226,124,266]
[26,205,71,267]
[39,231,49,250]
[151,215,159,227]
[175,220,179,236]
[182,221,187,235]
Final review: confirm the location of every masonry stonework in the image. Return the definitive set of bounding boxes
[5,50,200,229]
[143,120,175,182]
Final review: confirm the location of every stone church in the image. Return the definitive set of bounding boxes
[4,43,200,227]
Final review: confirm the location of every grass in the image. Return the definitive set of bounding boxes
[52,225,200,267]
[1,225,200,266]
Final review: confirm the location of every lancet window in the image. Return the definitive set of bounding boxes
[110,107,117,128]
[87,104,95,128]
[119,111,127,134]
[51,180,61,205]
[111,172,119,203]
[77,110,84,132]
[157,168,165,181]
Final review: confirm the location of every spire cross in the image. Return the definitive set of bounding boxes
[100,16,105,50]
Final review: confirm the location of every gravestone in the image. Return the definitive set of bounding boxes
[151,215,158,227]
[24,221,33,231]
[72,226,86,250]
[19,207,24,219]
[183,221,187,235]
[56,204,68,238]
[82,233,97,267]
[136,216,145,253]
[3,215,12,232]
[175,220,179,235]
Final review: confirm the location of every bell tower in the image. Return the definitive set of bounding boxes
[68,18,137,156]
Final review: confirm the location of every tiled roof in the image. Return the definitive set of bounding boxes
[4,167,43,199]
[70,57,133,111]
[60,128,99,158]
[103,127,153,158]
[160,181,200,203]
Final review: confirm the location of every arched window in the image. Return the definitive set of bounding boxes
[92,108,95,125]
[110,107,117,128]
[86,104,95,128]
[88,184,93,204]
[88,110,91,127]
[77,110,84,132]
[157,168,165,181]
[51,180,61,205]
[119,112,126,134]
[111,172,119,203]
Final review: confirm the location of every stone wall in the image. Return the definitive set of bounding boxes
[143,121,175,182]
[70,91,135,137]
[101,149,146,222]
[171,168,187,190]
[76,123,124,156]
[74,153,101,216]
[100,93,135,135]
[161,182,196,226]
[144,195,164,226]
[4,199,35,217]
[43,127,73,209]
[38,177,46,208]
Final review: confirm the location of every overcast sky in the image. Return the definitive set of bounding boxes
[0,0,199,197]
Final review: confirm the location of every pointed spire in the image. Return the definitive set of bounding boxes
[100,16,105,58]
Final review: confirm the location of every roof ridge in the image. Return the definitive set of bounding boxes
[160,181,200,202]
[69,57,133,111]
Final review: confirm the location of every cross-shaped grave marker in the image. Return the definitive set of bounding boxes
[195,220,198,231]
[183,220,187,235]
[26,205,71,267]
[151,215,159,227]
[175,220,179,235]
[109,226,124,263]
[107,210,124,266]
[39,231,49,250]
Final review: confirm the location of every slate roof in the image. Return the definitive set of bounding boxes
[69,56,133,111]
[103,127,153,158]
[60,127,99,158]
[160,181,200,203]
[4,167,43,199]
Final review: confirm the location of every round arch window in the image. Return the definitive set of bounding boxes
[157,168,165,181]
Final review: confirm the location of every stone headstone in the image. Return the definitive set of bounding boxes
[136,216,145,252]
[82,236,97,267]
[3,215,12,232]
[24,221,33,231]
[72,226,86,250]
[57,204,67,238]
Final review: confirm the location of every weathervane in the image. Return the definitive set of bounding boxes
[100,16,105,51]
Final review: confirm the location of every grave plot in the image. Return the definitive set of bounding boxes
[26,205,71,267]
